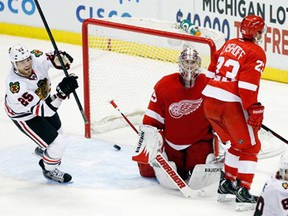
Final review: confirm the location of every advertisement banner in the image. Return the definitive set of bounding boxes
[0,0,287,79]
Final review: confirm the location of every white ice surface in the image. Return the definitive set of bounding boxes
[0,35,287,216]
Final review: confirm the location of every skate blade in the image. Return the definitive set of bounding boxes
[44,179,74,185]
[236,202,256,211]
[217,194,235,202]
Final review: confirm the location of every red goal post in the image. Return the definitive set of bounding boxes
[82,18,225,138]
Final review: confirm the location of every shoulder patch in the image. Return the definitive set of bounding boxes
[9,81,20,94]
[31,49,43,57]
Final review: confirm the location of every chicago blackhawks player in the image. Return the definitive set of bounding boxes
[5,44,78,183]
[254,152,288,216]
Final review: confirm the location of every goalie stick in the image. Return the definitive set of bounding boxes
[110,100,138,134]
[153,152,195,198]
[34,0,88,124]
[110,100,195,198]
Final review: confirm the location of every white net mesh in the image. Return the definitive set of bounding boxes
[83,18,225,134]
[258,128,287,158]
[83,18,285,158]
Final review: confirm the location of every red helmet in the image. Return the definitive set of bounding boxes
[240,15,265,40]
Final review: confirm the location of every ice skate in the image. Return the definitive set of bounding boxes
[39,159,72,183]
[235,186,258,211]
[217,172,237,202]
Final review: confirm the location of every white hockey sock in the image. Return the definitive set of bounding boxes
[43,134,66,171]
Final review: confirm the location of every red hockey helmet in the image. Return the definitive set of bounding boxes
[240,15,266,40]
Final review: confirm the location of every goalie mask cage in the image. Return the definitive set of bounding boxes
[82,18,225,138]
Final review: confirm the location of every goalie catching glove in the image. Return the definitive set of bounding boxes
[47,51,73,70]
[132,124,163,164]
[56,74,79,99]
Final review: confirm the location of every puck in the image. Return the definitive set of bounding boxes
[113,144,121,151]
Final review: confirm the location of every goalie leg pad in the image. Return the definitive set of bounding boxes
[153,152,196,198]
[152,156,179,190]
[187,163,221,190]
[137,162,155,178]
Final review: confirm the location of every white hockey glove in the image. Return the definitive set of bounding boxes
[132,124,163,164]
[47,51,73,70]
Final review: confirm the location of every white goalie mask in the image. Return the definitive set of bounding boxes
[178,48,201,88]
[279,153,288,180]
[9,44,31,73]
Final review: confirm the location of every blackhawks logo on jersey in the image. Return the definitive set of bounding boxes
[282,182,288,189]
[35,78,50,100]
[9,81,20,94]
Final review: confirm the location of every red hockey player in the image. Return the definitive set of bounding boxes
[202,15,267,211]
[5,44,78,183]
[132,48,219,190]
[254,152,288,216]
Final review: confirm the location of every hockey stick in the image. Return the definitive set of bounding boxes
[154,152,195,198]
[110,100,138,134]
[34,0,88,124]
[261,124,288,144]
[110,100,195,198]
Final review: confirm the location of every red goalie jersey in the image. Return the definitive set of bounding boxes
[138,70,215,179]
[143,71,213,146]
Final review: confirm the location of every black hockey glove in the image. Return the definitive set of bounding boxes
[56,75,78,99]
[48,51,74,70]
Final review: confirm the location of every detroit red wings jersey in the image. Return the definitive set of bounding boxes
[143,70,214,148]
[202,38,266,110]
[5,50,59,121]
[254,178,288,216]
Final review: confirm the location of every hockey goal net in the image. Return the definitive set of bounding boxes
[82,18,225,137]
[82,18,286,158]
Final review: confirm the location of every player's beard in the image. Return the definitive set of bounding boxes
[19,66,33,78]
